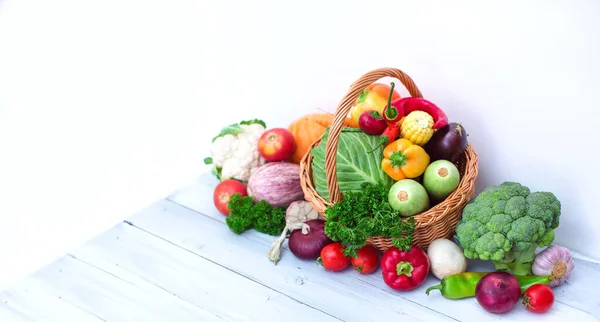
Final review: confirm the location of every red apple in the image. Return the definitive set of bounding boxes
[213,179,247,215]
[257,128,296,162]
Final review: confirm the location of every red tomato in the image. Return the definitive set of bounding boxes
[257,128,296,162]
[523,284,554,313]
[351,245,380,274]
[213,179,247,216]
[319,243,350,272]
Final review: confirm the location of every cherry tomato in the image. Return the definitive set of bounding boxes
[319,243,350,272]
[257,128,296,162]
[213,179,247,216]
[523,284,554,313]
[351,245,380,274]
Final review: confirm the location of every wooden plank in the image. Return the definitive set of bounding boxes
[128,199,454,322]
[0,255,221,321]
[162,172,600,321]
[0,281,104,322]
[68,222,340,322]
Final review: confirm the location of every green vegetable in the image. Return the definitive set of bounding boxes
[455,182,561,276]
[225,193,286,236]
[209,119,267,143]
[425,271,554,299]
[323,182,416,257]
[311,127,394,202]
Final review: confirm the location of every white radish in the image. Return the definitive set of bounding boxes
[267,201,322,264]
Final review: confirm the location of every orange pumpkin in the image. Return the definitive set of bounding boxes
[288,112,359,164]
[287,113,331,164]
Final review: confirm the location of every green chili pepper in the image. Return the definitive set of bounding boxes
[425,272,554,300]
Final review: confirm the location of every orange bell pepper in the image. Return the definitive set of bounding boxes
[381,138,430,180]
[349,83,401,126]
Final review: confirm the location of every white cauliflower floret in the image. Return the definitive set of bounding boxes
[205,120,267,182]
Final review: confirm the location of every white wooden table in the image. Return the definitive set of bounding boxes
[1,172,598,322]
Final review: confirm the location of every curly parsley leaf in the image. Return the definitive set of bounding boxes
[323,182,416,257]
[225,193,286,236]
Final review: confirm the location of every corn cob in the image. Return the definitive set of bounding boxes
[400,111,434,145]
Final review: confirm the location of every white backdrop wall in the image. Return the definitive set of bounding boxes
[0,0,599,290]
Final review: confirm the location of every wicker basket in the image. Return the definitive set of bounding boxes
[299,67,479,251]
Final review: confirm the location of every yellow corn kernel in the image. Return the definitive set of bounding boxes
[400,111,434,145]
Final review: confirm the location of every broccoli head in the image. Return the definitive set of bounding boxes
[455,181,561,275]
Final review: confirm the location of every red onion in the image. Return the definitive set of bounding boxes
[475,272,521,314]
[288,219,333,260]
[267,201,322,264]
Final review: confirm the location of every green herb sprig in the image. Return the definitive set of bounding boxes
[225,193,286,236]
[323,182,416,257]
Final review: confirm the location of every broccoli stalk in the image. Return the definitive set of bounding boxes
[455,182,561,276]
[492,244,538,276]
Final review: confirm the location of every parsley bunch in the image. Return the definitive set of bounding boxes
[323,182,416,257]
[225,193,286,236]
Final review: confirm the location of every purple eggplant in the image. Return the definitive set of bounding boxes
[424,122,468,162]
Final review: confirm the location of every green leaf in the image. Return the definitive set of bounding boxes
[322,181,416,258]
[240,119,267,128]
[211,119,266,143]
[310,127,394,202]
[203,157,213,165]
[211,165,223,180]
[212,123,244,142]
[356,90,370,104]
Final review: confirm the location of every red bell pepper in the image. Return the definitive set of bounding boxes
[380,245,430,291]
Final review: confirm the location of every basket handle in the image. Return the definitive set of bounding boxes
[324,67,424,203]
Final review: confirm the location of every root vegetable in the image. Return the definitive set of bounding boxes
[267,201,322,264]
[475,272,521,314]
[532,245,575,287]
[358,110,388,135]
[288,219,333,260]
[427,238,468,280]
[425,272,553,299]
[286,200,321,223]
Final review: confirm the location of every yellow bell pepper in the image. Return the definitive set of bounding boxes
[400,111,435,145]
[349,83,402,125]
[381,138,430,180]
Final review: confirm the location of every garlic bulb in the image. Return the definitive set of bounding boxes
[532,245,575,287]
[267,201,321,265]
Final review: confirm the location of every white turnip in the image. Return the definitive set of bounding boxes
[426,238,467,280]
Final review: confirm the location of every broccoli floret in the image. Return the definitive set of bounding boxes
[455,182,561,275]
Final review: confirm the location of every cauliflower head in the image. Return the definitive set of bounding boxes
[455,181,561,275]
[204,119,267,182]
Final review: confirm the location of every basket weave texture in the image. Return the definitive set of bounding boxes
[299,67,479,251]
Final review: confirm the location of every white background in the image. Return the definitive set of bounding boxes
[1,0,599,291]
